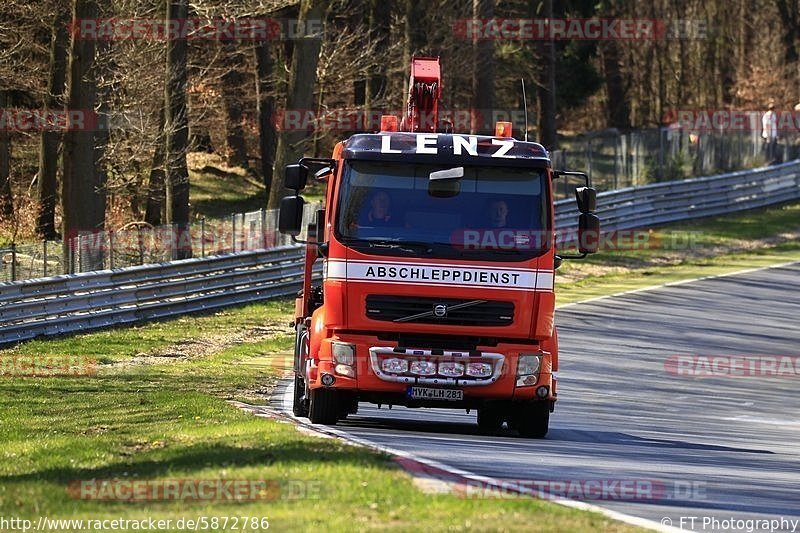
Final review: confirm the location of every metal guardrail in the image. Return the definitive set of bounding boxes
[1,161,798,347]
[554,160,800,233]
[0,247,320,346]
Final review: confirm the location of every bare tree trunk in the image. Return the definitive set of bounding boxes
[601,41,630,130]
[537,0,557,149]
[221,40,248,168]
[62,0,105,268]
[165,0,191,258]
[145,104,166,226]
[365,0,390,114]
[0,91,11,220]
[255,39,277,192]
[268,0,326,210]
[37,2,69,239]
[94,37,111,228]
[404,0,427,66]
[471,0,495,135]
[775,0,800,81]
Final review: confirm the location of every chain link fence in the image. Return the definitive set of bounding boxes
[551,125,800,200]
[1,206,320,283]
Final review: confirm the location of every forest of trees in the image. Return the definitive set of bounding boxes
[1,0,799,253]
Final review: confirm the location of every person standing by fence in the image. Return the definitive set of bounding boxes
[762,101,779,163]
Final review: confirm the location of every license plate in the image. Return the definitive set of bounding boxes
[408,386,463,401]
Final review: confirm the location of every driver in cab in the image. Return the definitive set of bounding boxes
[360,190,394,226]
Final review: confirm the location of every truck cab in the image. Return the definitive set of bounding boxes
[278,58,598,438]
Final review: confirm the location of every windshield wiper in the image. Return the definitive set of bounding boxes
[366,239,435,254]
[455,247,537,257]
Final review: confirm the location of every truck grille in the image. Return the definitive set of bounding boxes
[365,295,514,326]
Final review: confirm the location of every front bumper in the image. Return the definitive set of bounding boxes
[307,333,555,402]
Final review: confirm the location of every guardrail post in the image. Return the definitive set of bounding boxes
[171,223,177,261]
[138,226,144,265]
[201,217,205,257]
[231,213,237,253]
[613,138,619,190]
[109,230,115,269]
[43,240,47,277]
[10,242,16,282]
[260,208,267,249]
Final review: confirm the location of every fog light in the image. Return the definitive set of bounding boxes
[536,386,550,398]
[321,373,335,386]
[381,358,408,374]
[410,360,436,376]
[438,361,464,377]
[332,342,356,366]
[335,364,355,378]
[466,362,493,378]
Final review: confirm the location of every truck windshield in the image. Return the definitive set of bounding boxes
[336,161,550,260]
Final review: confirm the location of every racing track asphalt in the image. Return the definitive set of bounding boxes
[276,262,800,531]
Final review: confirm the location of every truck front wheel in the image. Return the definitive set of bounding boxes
[308,387,340,425]
[292,323,309,417]
[514,401,550,438]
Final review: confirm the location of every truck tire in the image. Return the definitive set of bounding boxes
[292,375,309,417]
[515,401,550,438]
[338,393,359,420]
[477,406,504,434]
[308,388,340,425]
[292,324,309,417]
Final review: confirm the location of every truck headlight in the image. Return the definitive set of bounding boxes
[410,361,436,376]
[517,354,541,376]
[466,362,493,378]
[381,358,408,374]
[332,342,355,366]
[516,353,542,387]
[438,361,464,377]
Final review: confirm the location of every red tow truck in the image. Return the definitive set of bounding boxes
[278,57,599,437]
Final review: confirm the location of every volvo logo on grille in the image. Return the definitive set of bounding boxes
[433,304,448,318]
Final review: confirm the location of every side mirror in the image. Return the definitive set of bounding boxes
[575,186,597,214]
[279,195,306,236]
[577,213,600,254]
[284,164,308,191]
